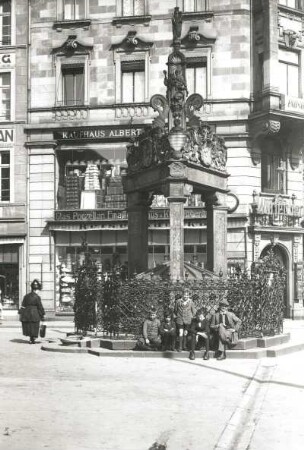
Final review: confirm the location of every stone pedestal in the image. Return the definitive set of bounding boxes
[206,202,228,277]
[127,192,150,276]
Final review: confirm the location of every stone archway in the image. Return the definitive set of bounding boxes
[260,244,289,317]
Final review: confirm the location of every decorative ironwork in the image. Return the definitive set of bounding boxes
[126,7,227,175]
[96,249,286,338]
[251,194,304,228]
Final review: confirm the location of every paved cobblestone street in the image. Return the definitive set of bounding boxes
[0,326,258,450]
[1,324,304,450]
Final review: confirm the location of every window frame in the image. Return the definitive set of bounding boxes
[121,59,145,103]
[62,65,85,106]
[0,70,12,121]
[261,141,286,195]
[55,56,89,107]
[0,0,12,47]
[117,0,147,17]
[186,56,208,99]
[184,48,212,99]
[182,0,209,12]
[0,149,10,202]
[278,0,304,10]
[56,0,88,21]
[278,48,300,97]
[114,51,150,104]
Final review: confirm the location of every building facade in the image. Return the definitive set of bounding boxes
[0,0,27,313]
[5,0,303,318]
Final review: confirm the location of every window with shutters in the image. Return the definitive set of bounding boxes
[279,49,300,97]
[121,60,145,103]
[278,0,304,9]
[0,150,10,202]
[183,0,208,11]
[0,72,10,120]
[0,0,11,46]
[62,66,84,106]
[186,57,207,98]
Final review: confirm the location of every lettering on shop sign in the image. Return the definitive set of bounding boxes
[0,129,14,143]
[54,208,206,222]
[54,126,144,141]
[0,54,15,68]
[282,95,304,113]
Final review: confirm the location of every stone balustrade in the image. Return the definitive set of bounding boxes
[53,106,89,121]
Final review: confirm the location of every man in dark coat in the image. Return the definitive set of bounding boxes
[210,298,241,360]
[160,311,176,351]
[189,308,210,361]
[19,279,45,344]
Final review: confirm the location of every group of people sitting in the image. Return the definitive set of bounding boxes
[137,289,242,361]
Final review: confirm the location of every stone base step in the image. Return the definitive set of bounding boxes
[41,341,304,359]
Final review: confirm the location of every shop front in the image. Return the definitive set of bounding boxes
[0,242,24,311]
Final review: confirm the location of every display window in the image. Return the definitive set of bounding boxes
[55,243,128,312]
[56,146,127,211]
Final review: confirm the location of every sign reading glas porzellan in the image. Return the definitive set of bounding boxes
[54,125,145,141]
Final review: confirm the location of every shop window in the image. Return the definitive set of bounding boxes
[279,49,300,97]
[62,66,84,106]
[186,57,207,98]
[183,0,208,11]
[121,60,145,103]
[63,0,85,20]
[0,72,10,120]
[261,140,285,194]
[0,150,10,201]
[0,0,11,46]
[278,0,304,9]
[120,0,145,16]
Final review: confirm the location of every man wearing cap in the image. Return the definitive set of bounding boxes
[210,298,241,360]
[137,307,161,350]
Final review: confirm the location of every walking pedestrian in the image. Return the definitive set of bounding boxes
[19,279,45,344]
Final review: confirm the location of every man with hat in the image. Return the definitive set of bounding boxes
[210,298,241,360]
[137,306,162,350]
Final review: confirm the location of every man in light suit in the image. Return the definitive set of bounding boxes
[210,298,241,360]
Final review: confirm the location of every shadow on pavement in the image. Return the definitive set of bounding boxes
[173,357,304,390]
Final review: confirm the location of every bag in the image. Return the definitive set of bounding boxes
[40,324,47,338]
[230,331,239,346]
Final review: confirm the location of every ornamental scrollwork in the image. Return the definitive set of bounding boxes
[183,124,227,172]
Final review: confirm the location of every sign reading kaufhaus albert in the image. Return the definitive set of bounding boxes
[54,125,145,141]
[55,208,206,221]
[282,95,304,113]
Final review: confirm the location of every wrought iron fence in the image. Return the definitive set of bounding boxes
[76,250,286,339]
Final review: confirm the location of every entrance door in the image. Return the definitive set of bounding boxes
[0,245,19,310]
[260,245,288,317]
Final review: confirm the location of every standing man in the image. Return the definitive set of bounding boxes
[210,298,241,360]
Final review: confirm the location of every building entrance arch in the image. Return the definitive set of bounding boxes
[260,244,289,317]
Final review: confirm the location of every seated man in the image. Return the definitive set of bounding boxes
[189,308,210,361]
[210,298,241,360]
[160,311,176,351]
[137,307,161,350]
